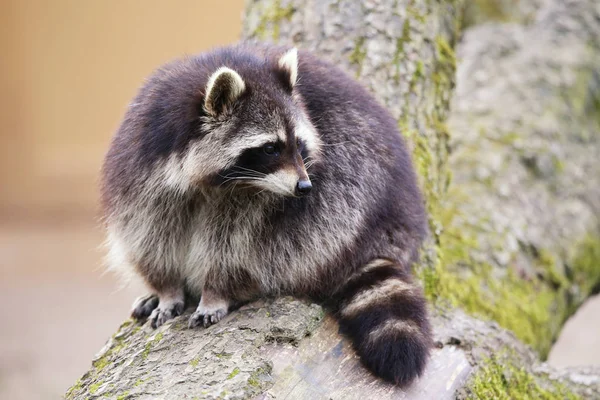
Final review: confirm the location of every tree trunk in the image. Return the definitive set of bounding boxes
[66,0,600,398]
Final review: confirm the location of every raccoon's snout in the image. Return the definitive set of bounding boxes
[295,179,312,196]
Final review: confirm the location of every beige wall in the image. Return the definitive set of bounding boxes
[0,0,245,215]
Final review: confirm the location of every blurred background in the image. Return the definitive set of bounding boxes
[0,1,597,399]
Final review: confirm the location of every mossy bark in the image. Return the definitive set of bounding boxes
[442,0,600,358]
[67,0,600,398]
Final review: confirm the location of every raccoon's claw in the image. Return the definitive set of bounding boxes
[148,301,184,329]
[188,308,228,328]
[188,291,230,328]
[131,294,159,321]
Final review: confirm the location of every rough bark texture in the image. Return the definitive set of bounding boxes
[445,0,600,357]
[67,0,600,398]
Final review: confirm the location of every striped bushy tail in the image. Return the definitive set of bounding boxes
[335,259,432,386]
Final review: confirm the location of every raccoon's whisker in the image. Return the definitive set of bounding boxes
[219,177,259,188]
[221,176,263,183]
[231,166,267,176]
[219,177,241,187]
[253,188,268,197]
[221,171,266,181]
[230,181,242,196]
[321,141,350,147]
[238,174,266,179]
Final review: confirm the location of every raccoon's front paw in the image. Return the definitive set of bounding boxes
[148,300,184,329]
[188,296,229,328]
[131,294,159,321]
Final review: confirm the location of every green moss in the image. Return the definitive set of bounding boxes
[142,332,164,359]
[218,390,230,399]
[253,0,295,40]
[392,20,411,83]
[571,236,600,295]
[464,0,512,28]
[134,378,145,387]
[65,379,83,399]
[537,249,569,290]
[117,319,133,331]
[403,117,452,247]
[410,60,425,92]
[93,354,110,372]
[402,34,456,258]
[486,130,520,146]
[349,37,367,78]
[426,262,557,355]
[248,376,261,387]
[406,4,426,24]
[89,381,103,394]
[91,324,132,373]
[227,367,241,380]
[247,367,268,388]
[431,36,457,120]
[418,186,600,356]
[469,355,580,399]
[189,357,200,367]
[435,36,456,68]
[417,177,567,354]
[553,156,565,174]
[116,391,130,400]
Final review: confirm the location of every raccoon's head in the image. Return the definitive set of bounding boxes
[159,47,322,198]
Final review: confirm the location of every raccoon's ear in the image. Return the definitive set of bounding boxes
[204,67,246,117]
[277,48,298,90]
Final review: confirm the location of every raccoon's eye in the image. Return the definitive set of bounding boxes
[296,138,305,152]
[263,143,278,155]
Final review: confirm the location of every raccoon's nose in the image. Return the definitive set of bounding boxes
[295,180,312,196]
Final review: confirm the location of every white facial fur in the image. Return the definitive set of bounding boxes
[253,168,301,197]
[294,117,322,157]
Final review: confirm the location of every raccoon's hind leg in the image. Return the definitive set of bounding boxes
[335,259,432,387]
[188,288,230,328]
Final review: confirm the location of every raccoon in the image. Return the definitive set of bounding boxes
[101,43,431,386]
